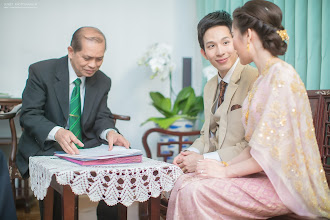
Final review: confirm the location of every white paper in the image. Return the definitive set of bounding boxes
[55,145,142,160]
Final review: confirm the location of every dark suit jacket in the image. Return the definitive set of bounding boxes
[0,150,17,220]
[17,56,117,178]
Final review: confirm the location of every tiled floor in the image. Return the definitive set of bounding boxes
[16,195,140,220]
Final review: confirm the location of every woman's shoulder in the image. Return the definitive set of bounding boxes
[269,60,300,81]
[269,60,306,93]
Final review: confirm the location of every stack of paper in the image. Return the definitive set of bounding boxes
[54,145,142,165]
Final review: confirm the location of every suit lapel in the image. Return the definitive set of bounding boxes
[82,73,98,125]
[206,76,218,116]
[54,56,70,123]
[203,76,218,153]
[215,62,244,147]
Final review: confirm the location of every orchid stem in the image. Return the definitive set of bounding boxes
[169,72,176,101]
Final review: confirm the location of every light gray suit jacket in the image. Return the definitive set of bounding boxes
[16,56,116,178]
[191,62,258,162]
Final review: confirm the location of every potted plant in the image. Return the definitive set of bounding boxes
[138,43,204,130]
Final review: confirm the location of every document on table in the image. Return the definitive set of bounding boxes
[54,144,142,160]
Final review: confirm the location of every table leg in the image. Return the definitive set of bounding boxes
[139,201,149,220]
[44,187,54,220]
[118,203,127,220]
[150,196,161,220]
[62,185,76,220]
[74,195,79,220]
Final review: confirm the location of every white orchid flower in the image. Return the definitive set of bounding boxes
[138,43,175,80]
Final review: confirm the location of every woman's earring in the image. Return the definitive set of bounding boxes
[247,43,250,52]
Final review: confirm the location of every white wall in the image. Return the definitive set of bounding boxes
[0,0,203,155]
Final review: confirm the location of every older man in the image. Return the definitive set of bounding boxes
[17,26,128,220]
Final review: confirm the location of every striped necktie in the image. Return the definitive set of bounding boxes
[69,78,83,148]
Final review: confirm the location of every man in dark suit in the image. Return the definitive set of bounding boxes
[16,26,129,220]
[0,150,17,220]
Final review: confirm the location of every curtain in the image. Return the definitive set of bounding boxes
[196,0,330,90]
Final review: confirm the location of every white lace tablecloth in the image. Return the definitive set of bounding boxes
[29,156,183,206]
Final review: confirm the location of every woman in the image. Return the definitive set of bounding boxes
[167,0,330,219]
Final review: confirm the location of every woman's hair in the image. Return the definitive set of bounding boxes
[233,0,287,56]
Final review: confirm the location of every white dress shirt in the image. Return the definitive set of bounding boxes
[187,58,240,161]
[47,58,114,142]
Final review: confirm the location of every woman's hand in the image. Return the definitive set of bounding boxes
[196,159,228,178]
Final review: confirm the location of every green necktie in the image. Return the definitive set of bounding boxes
[69,78,83,148]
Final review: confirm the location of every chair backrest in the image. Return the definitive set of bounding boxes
[112,114,130,125]
[0,104,22,179]
[142,128,200,161]
[307,90,330,185]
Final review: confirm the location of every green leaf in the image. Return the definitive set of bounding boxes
[160,98,172,112]
[149,92,173,117]
[150,92,165,104]
[173,87,194,114]
[182,92,196,115]
[142,87,204,128]
[141,116,182,129]
[151,99,174,118]
[186,96,204,116]
[175,87,193,103]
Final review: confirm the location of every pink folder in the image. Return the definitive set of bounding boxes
[56,154,142,166]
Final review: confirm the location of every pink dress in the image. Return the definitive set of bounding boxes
[167,61,330,220]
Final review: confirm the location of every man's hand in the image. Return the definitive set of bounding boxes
[177,151,203,173]
[107,130,130,150]
[173,153,184,166]
[55,128,83,155]
[196,159,227,178]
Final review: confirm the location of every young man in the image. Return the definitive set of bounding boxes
[17,27,128,220]
[173,11,258,173]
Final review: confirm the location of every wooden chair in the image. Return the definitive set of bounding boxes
[306,90,330,184]
[111,113,131,125]
[0,103,32,212]
[262,89,330,219]
[141,127,200,220]
[264,90,330,220]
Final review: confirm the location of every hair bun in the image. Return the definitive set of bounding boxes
[233,1,288,56]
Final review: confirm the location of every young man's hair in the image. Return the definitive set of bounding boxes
[197,11,232,51]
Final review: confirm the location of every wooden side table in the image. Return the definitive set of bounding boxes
[29,156,183,220]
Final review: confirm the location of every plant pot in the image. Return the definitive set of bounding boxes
[158,119,195,162]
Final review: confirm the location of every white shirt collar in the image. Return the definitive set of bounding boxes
[217,58,240,84]
[68,57,86,87]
